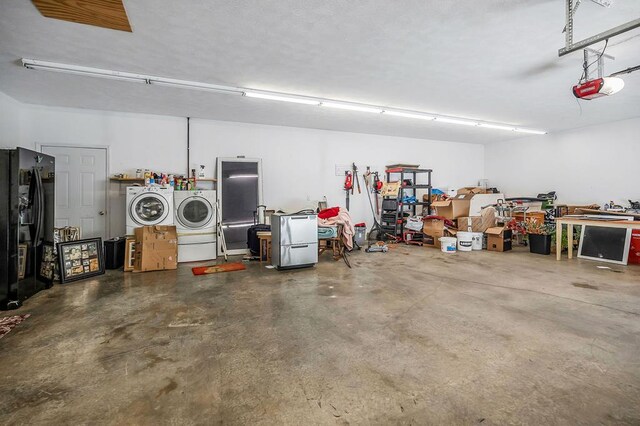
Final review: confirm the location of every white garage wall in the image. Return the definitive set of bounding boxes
[22,104,188,173]
[15,104,187,237]
[485,116,640,207]
[0,91,22,146]
[3,94,485,236]
[190,119,485,229]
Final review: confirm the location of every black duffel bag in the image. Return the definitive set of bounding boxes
[247,224,271,255]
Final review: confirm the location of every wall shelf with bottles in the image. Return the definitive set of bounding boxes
[109,177,217,183]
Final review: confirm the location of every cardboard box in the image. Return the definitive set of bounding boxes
[422,193,446,203]
[421,193,446,215]
[457,207,497,232]
[134,225,178,272]
[381,181,401,197]
[486,227,512,252]
[456,217,482,232]
[431,194,472,220]
[457,186,487,195]
[422,218,446,247]
[567,204,600,215]
[513,212,546,226]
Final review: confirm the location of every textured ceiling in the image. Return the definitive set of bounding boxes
[0,0,639,144]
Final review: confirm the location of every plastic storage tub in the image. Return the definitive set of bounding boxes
[471,232,483,250]
[440,237,457,253]
[457,232,473,252]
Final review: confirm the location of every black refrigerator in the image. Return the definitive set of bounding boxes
[0,148,55,309]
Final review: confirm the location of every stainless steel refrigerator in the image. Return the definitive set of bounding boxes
[271,212,318,270]
[0,148,55,309]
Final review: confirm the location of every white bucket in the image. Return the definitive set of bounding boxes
[457,232,473,252]
[440,237,457,253]
[471,232,483,250]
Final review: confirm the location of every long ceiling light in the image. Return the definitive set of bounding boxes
[321,102,382,113]
[513,128,547,135]
[21,58,547,135]
[435,117,478,126]
[382,110,435,120]
[22,59,148,83]
[477,123,517,131]
[150,79,243,95]
[244,91,320,105]
[21,58,244,95]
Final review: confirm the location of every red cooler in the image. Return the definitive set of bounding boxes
[629,230,640,265]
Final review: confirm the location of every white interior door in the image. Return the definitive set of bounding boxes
[41,146,108,239]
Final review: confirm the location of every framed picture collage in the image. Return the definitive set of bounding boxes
[58,238,105,283]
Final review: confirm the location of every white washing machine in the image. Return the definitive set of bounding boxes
[126,186,174,236]
[174,190,217,262]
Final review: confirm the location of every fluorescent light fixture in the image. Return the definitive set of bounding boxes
[27,67,144,83]
[477,123,516,131]
[22,58,147,83]
[514,128,548,135]
[228,174,259,179]
[244,91,320,105]
[22,58,244,94]
[321,102,382,113]
[383,110,435,120]
[21,58,548,135]
[150,79,243,95]
[434,117,478,126]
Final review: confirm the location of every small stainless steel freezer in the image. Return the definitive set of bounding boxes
[271,212,318,270]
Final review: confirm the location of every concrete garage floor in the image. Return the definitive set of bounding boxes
[1,246,640,425]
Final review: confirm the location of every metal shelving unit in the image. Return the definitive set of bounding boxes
[380,167,433,240]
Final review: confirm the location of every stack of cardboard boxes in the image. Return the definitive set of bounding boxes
[423,187,512,252]
[132,225,178,272]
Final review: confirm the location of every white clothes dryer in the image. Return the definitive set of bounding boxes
[174,190,217,262]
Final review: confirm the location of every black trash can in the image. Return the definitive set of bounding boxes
[104,237,126,269]
[529,234,552,255]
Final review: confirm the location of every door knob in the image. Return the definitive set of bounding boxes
[99,211,105,216]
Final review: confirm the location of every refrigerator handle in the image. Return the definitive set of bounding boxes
[28,169,39,243]
[39,169,45,242]
[291,244,309,249]
[34,168,44,244]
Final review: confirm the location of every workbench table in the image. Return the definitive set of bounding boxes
[555,217,640,261]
